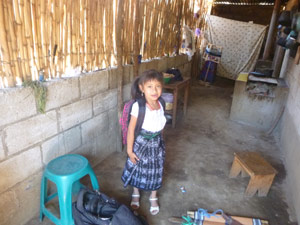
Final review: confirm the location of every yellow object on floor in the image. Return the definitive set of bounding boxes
[236,72,248,82]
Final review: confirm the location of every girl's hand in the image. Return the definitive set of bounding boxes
[128,152,139,164]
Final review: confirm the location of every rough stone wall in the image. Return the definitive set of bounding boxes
[0,55,191,225]
[279,58,300,223]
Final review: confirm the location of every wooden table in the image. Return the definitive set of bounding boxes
[163,77,190,128]
[229,152,277,197]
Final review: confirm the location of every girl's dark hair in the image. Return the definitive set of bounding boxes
[131,69,163,100]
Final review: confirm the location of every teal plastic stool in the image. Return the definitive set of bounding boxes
[40,154,99,225]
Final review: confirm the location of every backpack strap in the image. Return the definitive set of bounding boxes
[126,99,135,126]
[134,98,146,139]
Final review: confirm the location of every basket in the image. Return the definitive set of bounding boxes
[163,73,174,84]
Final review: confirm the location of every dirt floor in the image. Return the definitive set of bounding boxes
[27,77,296,225]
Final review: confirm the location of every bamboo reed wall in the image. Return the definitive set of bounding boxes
[0,0,209,88]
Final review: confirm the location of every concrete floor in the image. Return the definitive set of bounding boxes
[28,78,295,225]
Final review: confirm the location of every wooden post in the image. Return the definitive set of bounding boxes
[176,0,183,55]
[263,0,282,60]
[133,0,140,77]
[279,49,290,78]
[138,0,145,61]
[116,0,125,152]
[272,45,285,77]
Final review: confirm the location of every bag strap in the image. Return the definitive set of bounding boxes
[134,98,146,139]
[76,188,88,212]
[126,99,135,126]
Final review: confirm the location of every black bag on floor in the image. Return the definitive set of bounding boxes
[72,188,146,225]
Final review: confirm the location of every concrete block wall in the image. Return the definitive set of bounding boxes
[279,59,300,223]
[0,54,191,225]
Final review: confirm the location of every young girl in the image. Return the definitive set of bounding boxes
[121,69,166,216]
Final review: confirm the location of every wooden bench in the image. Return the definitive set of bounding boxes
[229,152,277,197]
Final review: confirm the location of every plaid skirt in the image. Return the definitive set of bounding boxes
[121,129,166,191]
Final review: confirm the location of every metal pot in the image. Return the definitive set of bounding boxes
[285,37,296,49]
[279,11,291,26]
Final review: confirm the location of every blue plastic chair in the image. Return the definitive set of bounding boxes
[40,154,99,225]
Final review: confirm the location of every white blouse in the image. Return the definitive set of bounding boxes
[130,101,166,132]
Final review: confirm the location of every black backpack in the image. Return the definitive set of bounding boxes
[72,188,147,225]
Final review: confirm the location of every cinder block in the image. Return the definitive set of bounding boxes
[286,66,296,87]
[123,84,132,102]
[108,68,118,89]
[167,55,189,68]
[10,172,42,225]
[182,63,192,77]
[295,79,300,109]
[45,77,80,111]
[42,126,81,164]
[86,124,115,165]
[286,94,294,115]
[0,146,42,194]
[0,134,5,160]
[286,72,300,122]
[280,111,300,223]
[93,89,117,116]
[176,54,189,66]
[41,135,61,164]
[289,61,298,81]
[0,87,36,128]
[174,55,182,67]
[145,59,158,71]
[76,109,117,166]
[157,57,168,72]
[0,190,19,225]
[138,62,147,74]
[107,108,118,151]
[81,112,109,144]
[74,141,97,165]
[108,108,118,134]
[4,111,58,155]
[80,70,109,98]
[59,99,92,131]
[167,56,177,68]
[288,74,298,100]
[94,132,114,162]
[124,65,134,84]
[177,64,185,76]
[60,126,82,154]
[41,126,81,165]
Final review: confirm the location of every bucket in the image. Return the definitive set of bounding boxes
[161,93,173,111]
